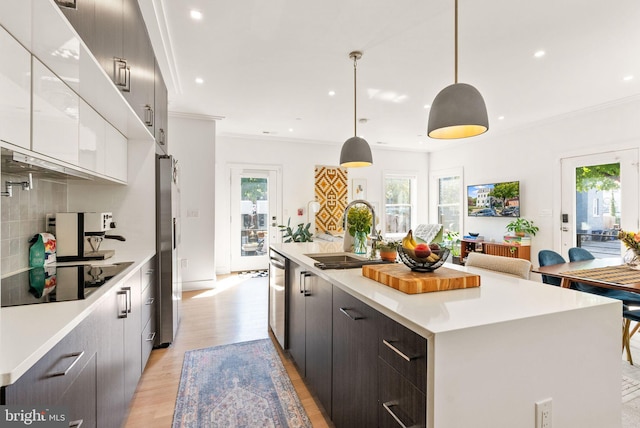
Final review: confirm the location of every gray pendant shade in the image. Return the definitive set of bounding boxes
[427,83,489,139]
[340,136,373,168]
[339,51,373,168]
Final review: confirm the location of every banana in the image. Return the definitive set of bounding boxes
[402,230,417,249]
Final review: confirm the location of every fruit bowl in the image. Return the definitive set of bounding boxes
[398,246,450,272]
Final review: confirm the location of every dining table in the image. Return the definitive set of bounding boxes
[532,257,640,294]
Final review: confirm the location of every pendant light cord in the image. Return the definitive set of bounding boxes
[454,0,458,84]
[353,55,358,137]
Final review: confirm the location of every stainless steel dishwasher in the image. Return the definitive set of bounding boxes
[269,249,287,349]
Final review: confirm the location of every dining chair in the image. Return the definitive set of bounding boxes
[623,307,640,364]
[465,252,532,279]
[537,250,566,286]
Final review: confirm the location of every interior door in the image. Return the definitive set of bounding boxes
[560,149,639,257]
[230,167,281,271]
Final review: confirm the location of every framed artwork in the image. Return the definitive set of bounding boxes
[352,179,367,200]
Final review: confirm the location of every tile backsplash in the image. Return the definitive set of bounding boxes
[0,173,67,275]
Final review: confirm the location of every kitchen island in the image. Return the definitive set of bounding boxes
[272,241,622,428]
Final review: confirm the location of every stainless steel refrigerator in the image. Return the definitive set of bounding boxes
[155,154,181,347]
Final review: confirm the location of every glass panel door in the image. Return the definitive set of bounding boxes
[230,168,280,271]
[560,149,638,258]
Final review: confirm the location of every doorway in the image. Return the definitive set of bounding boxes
[560,149,639,257]
[230,166,282,272]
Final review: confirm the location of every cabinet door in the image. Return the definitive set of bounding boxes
[78,99,106,174]
[58,0,96,50]
[32,58,79,165]
[332,286,378,428]
[154,59,168,152]
[287,260,306,375]
[59,353,98,428]
[105,123,127,181]
[122,0,155,131]
[378,359,426,428]
[0,26,30,149]
[304,272,332,416]
[96,286,126,428]
[123,270,142,404]
[92,0,123,83]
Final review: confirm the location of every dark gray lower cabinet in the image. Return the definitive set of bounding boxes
[1,314,98,427]
[332,286,378,428]
[378,359,426,428]
[303,272,332,416]
[287,260,306,374]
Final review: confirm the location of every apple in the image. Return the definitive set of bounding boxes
[414,243,431,259]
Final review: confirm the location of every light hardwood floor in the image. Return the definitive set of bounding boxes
[124,274,332,427]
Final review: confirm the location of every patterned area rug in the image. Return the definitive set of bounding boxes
[173,339,311,428]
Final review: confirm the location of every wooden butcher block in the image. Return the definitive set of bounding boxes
[362,263,481,294]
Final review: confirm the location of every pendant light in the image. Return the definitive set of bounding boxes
[428,0,488,139]
[340,51,373,168]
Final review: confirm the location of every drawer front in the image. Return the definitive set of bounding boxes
[141,315,156,371]
[141,256,156,293]
[141,280,156,329]
[2,315,96,406]
[378,358,426,428]
[378,313,427,394]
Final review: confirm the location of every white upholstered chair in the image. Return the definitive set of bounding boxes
[465,252,532,280]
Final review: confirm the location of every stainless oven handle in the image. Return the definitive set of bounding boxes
[270,259,286,270]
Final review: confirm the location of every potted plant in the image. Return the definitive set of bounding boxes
[505,218,539,237]
[347,206,372,254]
[376,239,400,261]
[442,230,461,264]
[277,218,314,242]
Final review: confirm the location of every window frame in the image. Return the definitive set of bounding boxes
[429,167,464,235]
[382,171,418,240]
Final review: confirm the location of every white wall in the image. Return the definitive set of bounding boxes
[167,114,217,288]
[429,97,640,266]
[215,136,430,274]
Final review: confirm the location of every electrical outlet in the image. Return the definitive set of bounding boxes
[535,398,552,428]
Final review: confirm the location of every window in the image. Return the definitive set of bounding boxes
[431,168,463,235]
[593,198,600,217]
[384,173,417,238]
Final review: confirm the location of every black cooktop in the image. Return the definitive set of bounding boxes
[0,262,133,308]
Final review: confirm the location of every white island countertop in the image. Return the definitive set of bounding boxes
[271,242,620,339]
[0,247,155,386]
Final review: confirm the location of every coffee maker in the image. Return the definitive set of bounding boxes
[53,212,126,261]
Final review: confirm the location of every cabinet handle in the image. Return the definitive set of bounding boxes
[145,297,155,305]
[146,269,154,275]
[382,339,415,362]
[146,332,156,342]
[69,419,84,428]
[122,286,132,313]
[117,290,128,318]
[144,105,154,127]
[48,351,85,377]
[339,307,363,321]
[159,128,166,145]
[113,57,130,92]
[299,271,310,294]
[382,401,413,428]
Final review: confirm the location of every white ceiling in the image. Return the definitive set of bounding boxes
[140,0,640,152]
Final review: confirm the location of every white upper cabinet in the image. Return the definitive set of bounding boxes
[32,58,79,166]
[79,99,106,175]
[105,124,128,182]
[0,26,31,149]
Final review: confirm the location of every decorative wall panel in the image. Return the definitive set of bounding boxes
[314,165,348,233]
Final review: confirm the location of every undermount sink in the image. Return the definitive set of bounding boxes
[305,253,393,269]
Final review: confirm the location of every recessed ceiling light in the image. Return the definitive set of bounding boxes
[328,90,336,96]
[195,77,204,84]
[190,10,203,20]
[623,75,634,81]
[423,104,431,109]
[288,128,293,132]
[498,115,505,120]
[534,50,546,58]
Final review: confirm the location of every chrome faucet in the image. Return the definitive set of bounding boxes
[342,199,378,252]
